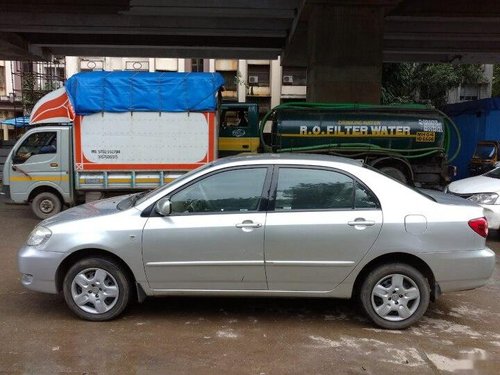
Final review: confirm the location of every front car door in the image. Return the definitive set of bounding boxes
[142,166,272,291]
[264,166,383,291]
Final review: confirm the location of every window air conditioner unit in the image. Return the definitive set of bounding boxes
[283,75,294,84]
[248,75,259,84]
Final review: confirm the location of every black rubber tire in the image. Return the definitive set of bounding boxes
[360,263,430,329]
[31,191,62,219]
[379,166,408,185]
[63,257,131,321]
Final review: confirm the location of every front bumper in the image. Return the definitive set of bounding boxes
[18,245,65,294]
[421,247,495,293]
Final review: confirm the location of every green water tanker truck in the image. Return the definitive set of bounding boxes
[262,102,459,189]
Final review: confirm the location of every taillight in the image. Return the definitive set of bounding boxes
[468,217,488,238]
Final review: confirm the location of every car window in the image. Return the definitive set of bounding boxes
[274,168,355,210]
[13,132,57,164]
[222,109,249,128]
[274,168,379,211]
[170,168,267,214]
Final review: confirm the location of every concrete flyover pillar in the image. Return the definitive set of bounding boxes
[306,4,384,104]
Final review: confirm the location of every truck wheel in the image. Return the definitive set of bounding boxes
[359,263,430,329]
[63,257,130,321]
[31,191,62,219]
[379,166,408,184]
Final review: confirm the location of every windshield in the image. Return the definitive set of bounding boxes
[484,167,500,179]
[473,144,497,160]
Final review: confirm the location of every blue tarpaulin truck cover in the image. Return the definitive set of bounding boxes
[65,71,225,115]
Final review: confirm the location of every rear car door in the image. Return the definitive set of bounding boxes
[264,166,383,291]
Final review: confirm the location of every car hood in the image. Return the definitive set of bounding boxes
[448,176,500,194]
[41,195,133,227]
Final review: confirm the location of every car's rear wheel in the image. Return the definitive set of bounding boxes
[63,257,130,321]
[360,263,430,329]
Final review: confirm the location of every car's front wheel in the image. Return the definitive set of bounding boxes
[63,257,131,321]
[360,263,430,329]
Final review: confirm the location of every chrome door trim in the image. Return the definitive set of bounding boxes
[146,260,264,267]
[265,260,355,266]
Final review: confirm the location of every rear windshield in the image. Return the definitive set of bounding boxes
[473,144,497,160]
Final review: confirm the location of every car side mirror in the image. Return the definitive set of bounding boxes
[155,197,172,216]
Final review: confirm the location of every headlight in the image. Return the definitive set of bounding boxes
[27,226,52,247]
[468,193,499,205]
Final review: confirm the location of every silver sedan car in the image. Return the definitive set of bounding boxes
[18,154,495,329]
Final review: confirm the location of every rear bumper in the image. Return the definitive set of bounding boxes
[421,247,495,293]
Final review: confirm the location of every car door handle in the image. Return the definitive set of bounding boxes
[50,162,59,167]
[348,219,376,226]
[236,222,262,229]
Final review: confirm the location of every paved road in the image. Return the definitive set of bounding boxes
[0,197,499,374]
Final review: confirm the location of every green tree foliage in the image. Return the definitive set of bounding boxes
[492,65,500,97]
[382,63,486,108]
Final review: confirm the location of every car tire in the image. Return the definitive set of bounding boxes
[31,191,62,219]
[63,257,131,321]
[379,166,408,185]
[360,263,430,329]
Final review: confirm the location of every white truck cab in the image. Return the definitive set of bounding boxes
[3,126,73,218]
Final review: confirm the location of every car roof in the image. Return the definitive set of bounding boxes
[211,153,363,167]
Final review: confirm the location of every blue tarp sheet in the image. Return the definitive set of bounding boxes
[65,71,225,115]
[0,116,30,128]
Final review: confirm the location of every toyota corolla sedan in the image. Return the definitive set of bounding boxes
[447,166,500,230]
[18,154,495,329]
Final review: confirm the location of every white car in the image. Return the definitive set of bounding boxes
[447,167,500,230]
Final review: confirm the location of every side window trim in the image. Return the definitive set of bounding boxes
[268,165,381,212]
[149,165,274,217]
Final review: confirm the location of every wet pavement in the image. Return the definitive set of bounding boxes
[0,196,499,374]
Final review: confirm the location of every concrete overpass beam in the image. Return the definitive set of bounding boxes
[0,33,48,60]
[306,4,384,104]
